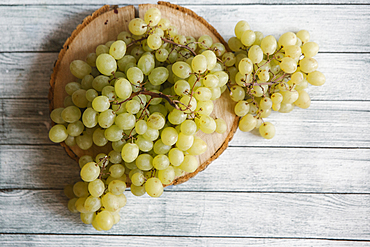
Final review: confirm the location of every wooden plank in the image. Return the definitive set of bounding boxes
[0,5,369,52]
[1,190,370,240]
[2,0,370,5]
[1,145,370,194]
[1,52,368,101]
[1,234,370,247]
[1,99,369,148]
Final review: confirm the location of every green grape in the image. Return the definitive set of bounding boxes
[129,18,147,35]
[222,52,236,67]
[64,135,76,147]
[65,82,82,95]
[158,166,175,185]
[248,45,263,64]
[73,181,89,198]
[202,74,219,88]
[239,114,257,132]
[307,71,325,86]
[80,162,100,182]
[187,136,207,155]
[147,34,162,50]
[116,194,127,208]
[131,184,146,196]
[84,196,101,213]
[234,20,250,39]
[115,113,136,130]
[198,35,213,49]
[88,179,105,197]
[234,100,250,117]
[278,32,297,49]
[86,89,98,102]
[127,67,144,86]
[145,177,163,197]
[134,119,147,135]
[81,74,94,90]
[199,115,216,134]
[96,54,117,76]
[153,154,170,170]
[143,126,159,141]
[211,42,226,57]
[112,139,126,153]
[155,48,169,62]
[176,132,194,151]
[285,45,301,59]
[235,53,247,69]
[213,71,229,87]
[201,50,217,71]
[297,30,310,44]
[153,139,171,155]
[82,107,98,128]
[67,198,79,213]
[108,180,126,195]
[179,154,198,173]
[101,192,120,213]
[136,153,153,171]
[138,53,155,75]
[86,53,97,67]
[49,124,68,143]
[92,75,110,92]
[67,120,84,137]
[299,57,318,73]
[131,172,145,186]
[147,112,165,130]
[91,95,109,112]
[152,27,164,37]
[215,118,227,134]
[172,61,192,79]
[253,31,264,46]
[79,155,94,168]
[160,127,178,146]
[230,85,245,102]
[196,100,214,116]
[109,40,126,60]
[301,42,319,58]
[80,212,95,224]
[114,78,132,100]
[194,87,212,101]
[118,55,136,71]
[260,97,273,110]
[75,197,89,213]
[96,44,109,56]
[281,90,299,104]
[107,150,121,164]
[50,108,65,124]
[117,31,132,44]
[280,57,297,73]
[144,7,161,25]
[135,135,153,152]
[96,210,114,231]
[121,143,139,163]
[104,125,123,142]
[61,106,81,123]
[98,109,116,128]
[260,35,277,55]
[70,60,92,79]
[259,122,276,139]
[180,120,197,136]
[158,17,170,30]
[228,37,243,52]
[271,93,283,104]
[168,148,184,166]
[101,85,116,102]
[241,30,256,46]
[148,67,169,86]
[125,100,140,115]
[108,164,125,178]
[168,109,187,125]
[173,80,189,96]
[71,89,88,108]
[294,90,311,109]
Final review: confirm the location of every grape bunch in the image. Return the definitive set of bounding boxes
[49,7,325,231]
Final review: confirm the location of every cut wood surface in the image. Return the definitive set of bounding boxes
[1,0,369,245]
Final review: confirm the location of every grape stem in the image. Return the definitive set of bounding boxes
[161,37,197,56]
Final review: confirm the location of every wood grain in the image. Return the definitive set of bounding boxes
[1,190,370,240]
[2,234,370,247]
[1,52,369,101]
[1,145,370,194]
[2,99,369,148]
[0,5,369,52]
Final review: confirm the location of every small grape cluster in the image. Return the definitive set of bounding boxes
[227,21,325,138]
[49,7,325,231]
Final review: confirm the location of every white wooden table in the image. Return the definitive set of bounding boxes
[1,0,369,246]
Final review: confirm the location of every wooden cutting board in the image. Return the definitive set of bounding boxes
[49,2,239,186]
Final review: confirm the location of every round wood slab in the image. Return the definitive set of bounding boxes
[49,2,239,186]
